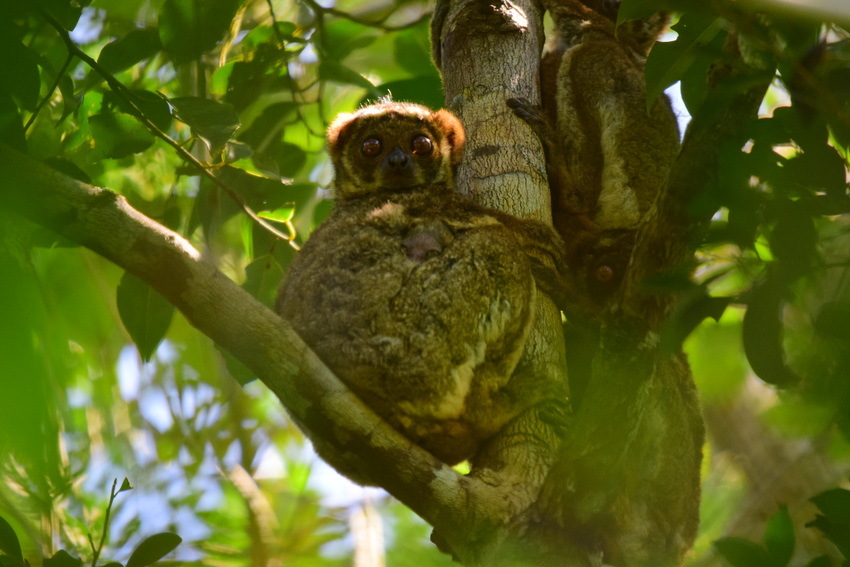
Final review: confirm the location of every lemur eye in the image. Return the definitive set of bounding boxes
[361,138,382,157]
[411,135,433,155]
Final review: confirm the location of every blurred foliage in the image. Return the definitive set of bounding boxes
[0,0,849,564]
[0,479,182,567]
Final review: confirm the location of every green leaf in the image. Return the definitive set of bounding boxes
[618,0,694,23]
[220,348,256,385]
[393,25,436,76]
[742,280,800,388]
[130,91,173,132]
[815,302,850,339]
[312,198,333,226]
[714,537,771,567]
[804,556,833,567]
[811,488,850,526]
[784,144,847,198]
[270,142,307,177]
[371,77,444,110]
[0,517,22,561]
[118,477,134,493]
[319,62,377,91]
[57,74,81,121]
[125,532,182,567]
[243,254,285,307]
[89,112,155,159]
[103,90,172,132]
[0,91,26,152]
[768,200,816,279]
[116,272,175,362]
[169,96,241,156]
[0,38,40,112]
[764,506,794,567]
[323,19,379,59]
[662,289,731,351]
[762,398,834,438]
[645,12,723,107]
[97,29,162,74]
[43,549,83,567]
[159,0,242,64]
[225,140,253,164]
[806,515,850,558]
[685,319,748,400]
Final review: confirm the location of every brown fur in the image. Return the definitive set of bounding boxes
[510,0,679,307]
[276,102,569,483]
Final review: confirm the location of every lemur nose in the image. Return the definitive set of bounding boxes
[386,147,409,169]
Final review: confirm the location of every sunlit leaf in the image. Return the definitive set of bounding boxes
[118,477,134,493]
[258,206,295,223]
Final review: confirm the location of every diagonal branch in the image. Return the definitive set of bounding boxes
[0,142,487,539]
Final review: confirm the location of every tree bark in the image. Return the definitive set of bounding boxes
[431,1,576,563]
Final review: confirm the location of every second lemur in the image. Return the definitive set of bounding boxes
[510,0,680,304]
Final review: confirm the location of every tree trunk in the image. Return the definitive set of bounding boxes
[0,1,777,563]
[432,2,774,565]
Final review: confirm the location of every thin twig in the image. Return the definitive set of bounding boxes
[90,478,118,567]
[24,52,74,132]
[302,0,431,32]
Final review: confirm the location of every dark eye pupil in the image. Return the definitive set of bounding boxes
[361,138,381,156]
[412,136,432,155]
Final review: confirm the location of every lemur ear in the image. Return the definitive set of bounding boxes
[432,109,466,166]
[326,112,358,154]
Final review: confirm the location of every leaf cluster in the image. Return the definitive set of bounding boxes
[716,485,850,567]
[626,0,850,418]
